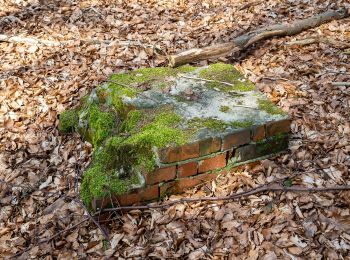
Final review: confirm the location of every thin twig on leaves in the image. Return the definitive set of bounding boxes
[99,184,350,213]
[74,199,110,241]
[12,217,89,258]
[179,75,244,95]
[331,82,350,86]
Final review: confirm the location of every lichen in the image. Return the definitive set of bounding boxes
[58,109,79,133]
[258,99,287,115]
[199,63,255,92]
[220,105,230,113]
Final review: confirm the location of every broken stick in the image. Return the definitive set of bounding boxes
[169,8,349,67]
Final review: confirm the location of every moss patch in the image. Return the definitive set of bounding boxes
[199,63,255,92]
[219,105,230,113]
[58,109,79,133]
[188,117,254,131]
[258,99,287,115]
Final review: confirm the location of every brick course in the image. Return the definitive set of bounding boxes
[91,122,290,210]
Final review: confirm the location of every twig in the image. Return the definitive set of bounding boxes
[180,75,244,95]
[331,82,350,86]
[74,199,110,241]
[231,104,259,109]
[285,38,319,46]
[12,217,89,258]
[99,184,350,212]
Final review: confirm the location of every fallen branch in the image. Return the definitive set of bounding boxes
[169,8,349,67]
[99,183,350,212]
[331,82,350,86]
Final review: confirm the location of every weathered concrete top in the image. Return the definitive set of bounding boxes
[58,63,288,208]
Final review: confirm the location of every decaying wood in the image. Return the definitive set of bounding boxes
[169,8,349,67]
[100,183,350,212]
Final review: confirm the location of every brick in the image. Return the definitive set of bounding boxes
[145,166,176,185]
[92,185,159,210]
[178,161,198,178]
[198,153,227,173]
[116,185,159,206]
[157,142,200,163]
[251,125,265,142]
[157,146,181,163]
[233,135,289,164]
[266,119,291,137]
[180,142,200,161]
[199,137,221,156]
[160,172,217,196]
[222,129,250,150]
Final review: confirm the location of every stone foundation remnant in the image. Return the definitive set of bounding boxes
[58,63,290,211]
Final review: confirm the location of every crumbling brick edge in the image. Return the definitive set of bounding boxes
[91,119,291,211]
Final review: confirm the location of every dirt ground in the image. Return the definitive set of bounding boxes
[1,0,349,258]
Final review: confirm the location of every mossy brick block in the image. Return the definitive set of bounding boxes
[58,62,289,210]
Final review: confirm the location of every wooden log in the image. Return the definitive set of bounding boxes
[169,8,349,67]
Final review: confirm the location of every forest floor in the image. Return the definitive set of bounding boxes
[1,0,350,258]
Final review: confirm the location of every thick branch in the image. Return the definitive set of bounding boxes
[169,8,349,67]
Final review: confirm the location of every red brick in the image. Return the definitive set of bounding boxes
[178,161,198,178]
[157,146,181,163]
[145,166,176,185]
[222,129,250,150]
[157,142,200,163]
[198,153,227,173]
[199,137,221,156]
[160,172,217,196]
[92,185,159,210]
[116,185,159,206]
[251,125,265,142]
[180,142,200,161]
[266,119,291,137]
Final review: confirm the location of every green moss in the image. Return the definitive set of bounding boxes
[258,99,287,115]
[220,106,230,112]
[126,112,186,148]
[80,109,189,208]
[87,105,116,147]
[189,117,254,131]
[229,120,254,128]
[58,109,79,133]
[199,63,255,92]
[120,110,143,132]
[189,117,228,131]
